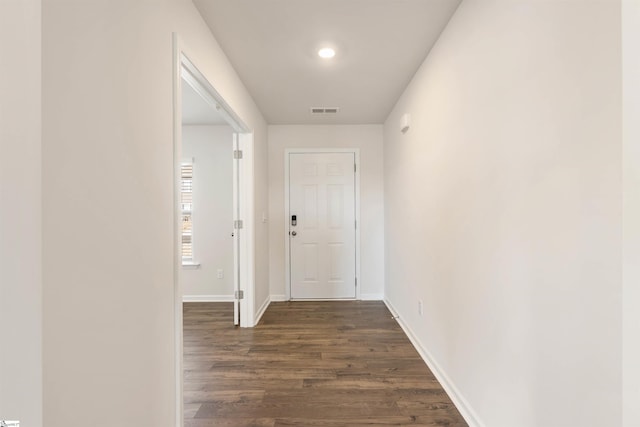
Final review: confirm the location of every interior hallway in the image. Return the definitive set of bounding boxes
[2,0,638,426]
[183,301,467,426]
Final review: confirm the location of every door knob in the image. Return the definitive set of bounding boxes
[291,231,297,236]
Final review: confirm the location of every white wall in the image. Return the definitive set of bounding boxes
[0,0,42,425]
[383,1,622,426]
[623,1,640,425]
[268,125,385,300]
[41,1,268,425]
[182,125,234,300]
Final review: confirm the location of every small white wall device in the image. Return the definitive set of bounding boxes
[400,113,411,133]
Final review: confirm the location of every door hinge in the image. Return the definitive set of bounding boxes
[234,220,244,229]
[235,290,244,299]
[355,220,357,230]
[233,150,243,159]
[354,163,356,173]
[355,277,358,287]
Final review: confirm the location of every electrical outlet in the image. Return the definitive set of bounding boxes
[217,269,224,279]
[418,300,423,316]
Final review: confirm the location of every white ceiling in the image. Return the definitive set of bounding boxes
[182,79,228,125]
[193,0,462,125]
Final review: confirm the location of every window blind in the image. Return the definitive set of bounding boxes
[181,163,193,262]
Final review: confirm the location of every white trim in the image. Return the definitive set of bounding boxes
[270,294,287,302]
[171,33,185,427]
[182,295,234,302]
[254,296,271,326]
[360,293,384,301]
[284,148,361,301]
[383,299,486,427]
[233,133,240,326]
[239,132,255,328]
[180,58,249,133]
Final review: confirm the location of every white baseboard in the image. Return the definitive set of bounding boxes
[360,293,384,300]
[182,295,234,302]
[383,299,485,427]
[269,294,384,301]
[254,296,271,326]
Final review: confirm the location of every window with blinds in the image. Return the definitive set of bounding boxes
[181,162,194,263]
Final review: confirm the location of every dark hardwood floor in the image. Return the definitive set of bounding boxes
[183,301,467,427]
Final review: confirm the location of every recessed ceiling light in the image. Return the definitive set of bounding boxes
[318,47,335,59]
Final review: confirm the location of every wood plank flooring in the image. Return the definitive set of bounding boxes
[183,301,467,427]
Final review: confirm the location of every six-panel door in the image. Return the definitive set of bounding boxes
[289,152,356,299]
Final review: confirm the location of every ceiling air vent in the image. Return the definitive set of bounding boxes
[310,107,340,115]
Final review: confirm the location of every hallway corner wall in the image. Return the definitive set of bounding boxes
[0,0,42,425]
[41,1,268,425]
[623,0,640,425]
[383,1,622,426]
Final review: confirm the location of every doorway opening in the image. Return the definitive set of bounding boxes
[173,35,255,425]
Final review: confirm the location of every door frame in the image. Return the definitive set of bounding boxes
[284,148,361,301]
[172,33,256,426]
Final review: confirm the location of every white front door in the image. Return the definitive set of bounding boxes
[289,152,356,299]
